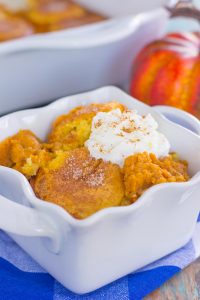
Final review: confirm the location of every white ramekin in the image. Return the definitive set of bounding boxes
[0,86,199,294]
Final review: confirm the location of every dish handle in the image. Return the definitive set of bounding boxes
[0,193,60,254]
[154,105,200,136]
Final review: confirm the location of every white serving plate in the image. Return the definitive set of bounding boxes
[0,86,199,294]
[0,0,169,115]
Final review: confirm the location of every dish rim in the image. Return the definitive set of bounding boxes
[0,85,199,228]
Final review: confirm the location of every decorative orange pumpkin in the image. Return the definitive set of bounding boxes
[130,32,200,118]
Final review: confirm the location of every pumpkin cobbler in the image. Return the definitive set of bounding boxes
[0,0,105,42]
[0,102,189,219]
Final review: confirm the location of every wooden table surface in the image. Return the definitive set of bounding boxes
[145,257,200,299]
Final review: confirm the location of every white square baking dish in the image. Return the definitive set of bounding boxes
[0,86,199,294]
[0,0,168,114]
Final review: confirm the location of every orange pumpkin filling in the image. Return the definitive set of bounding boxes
[123,152,188,203]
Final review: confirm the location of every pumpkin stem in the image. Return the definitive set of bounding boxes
[166,0,200,23]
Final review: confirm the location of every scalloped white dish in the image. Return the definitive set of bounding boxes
[0,86,200,294]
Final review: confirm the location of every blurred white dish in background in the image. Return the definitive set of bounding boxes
[0,8,168,115]
[0,0,167,15]
[76,0,166,17]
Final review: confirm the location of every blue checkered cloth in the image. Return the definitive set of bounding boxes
[0,215,200,299]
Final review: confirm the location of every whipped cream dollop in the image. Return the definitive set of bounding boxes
[85,109,170,167]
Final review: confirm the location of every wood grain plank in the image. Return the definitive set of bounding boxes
[145,257,200,300]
